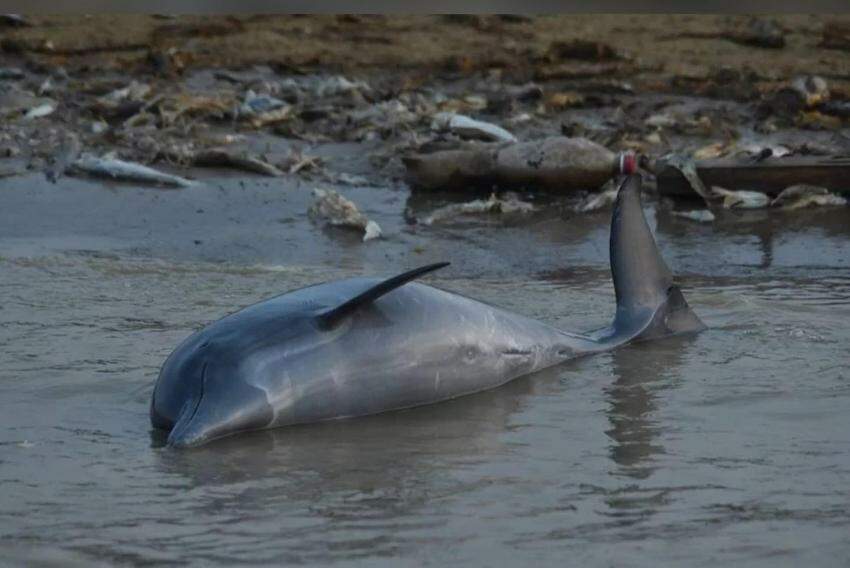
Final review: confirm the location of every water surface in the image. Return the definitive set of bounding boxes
[1,175,849,566]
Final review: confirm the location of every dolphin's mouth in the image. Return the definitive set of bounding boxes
[165,362,207,446]
[161,362,275,449]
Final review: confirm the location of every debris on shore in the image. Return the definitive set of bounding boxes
[70,154,195,188]
[23,101,56,120]
[710,186,770,209]
[771,184,847,209]
[574,181,619,213]
[654,154,850,200]
[309,188,382,241]
[0,14,848,237]
[431,112,516,143]
[190,148,284,177]
[281,148,322,175]
[405,137,633,192]
[422,193,535,225]
[673,209,715,222]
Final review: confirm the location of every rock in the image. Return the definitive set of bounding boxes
[544,39,619,61]
[309,188,383,242]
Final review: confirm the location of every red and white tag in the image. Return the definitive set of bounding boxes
[619,152,637,175]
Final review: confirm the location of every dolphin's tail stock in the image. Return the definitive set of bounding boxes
[592,174,706,346]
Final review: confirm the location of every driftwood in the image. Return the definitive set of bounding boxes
[404,137,622,192]
[655,155,850,198]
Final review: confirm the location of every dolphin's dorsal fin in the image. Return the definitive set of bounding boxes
[317,262,450,329]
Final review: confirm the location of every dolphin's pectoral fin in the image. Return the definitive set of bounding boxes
[317,262,450,329]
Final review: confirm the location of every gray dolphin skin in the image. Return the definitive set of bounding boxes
[151,174,706,448]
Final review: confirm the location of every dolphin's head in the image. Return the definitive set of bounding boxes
[151,265,450,449]
[150,318,296,448]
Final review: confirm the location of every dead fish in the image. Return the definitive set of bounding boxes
[23,101,56,120]
[98,81,151,107]
[737,143,792,160]
[711,186,770,209]
[314,75,371,98]
[191,148,284,177]
[247,106,292,128]
[574,183,619,213]
[673,209,715,223]
[692,142,730,160]
[323,171,370,186]
[199,133,245,146]
[431,112,517,143]
[0,85,48,118]
[644,113,679,128]
[770,184,829,207]
[309,188,382,242]
[772,185,847,209]
[71,155,194,188]
[238,90,292,127]
[782,193,848,209]
[422,193,535,225]
[239,90,287,117]
[786,194,847,209]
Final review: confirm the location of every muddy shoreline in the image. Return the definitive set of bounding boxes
[2,15,850,192]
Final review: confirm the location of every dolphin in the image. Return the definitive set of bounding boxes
[151,174,706,448]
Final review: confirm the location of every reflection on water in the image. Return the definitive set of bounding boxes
[655,205,850,276]
[153,372,536,489]
[604,338,694,480]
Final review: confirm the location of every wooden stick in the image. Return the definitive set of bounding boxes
[655,155,850,198]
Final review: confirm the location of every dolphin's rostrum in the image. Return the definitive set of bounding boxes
[151,174,706,448]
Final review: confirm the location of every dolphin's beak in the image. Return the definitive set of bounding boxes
[165,378,275,449]
[166,391,209,448]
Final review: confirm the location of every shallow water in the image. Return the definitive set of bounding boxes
[1,175,849,566]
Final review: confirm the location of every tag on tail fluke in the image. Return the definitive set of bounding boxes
[607,175,705,342]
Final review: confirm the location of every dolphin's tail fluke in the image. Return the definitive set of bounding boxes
[596,174,705,345]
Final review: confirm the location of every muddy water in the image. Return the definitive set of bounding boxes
[1,175,849,566]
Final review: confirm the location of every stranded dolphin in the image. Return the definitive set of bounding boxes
[151,174,706,448]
